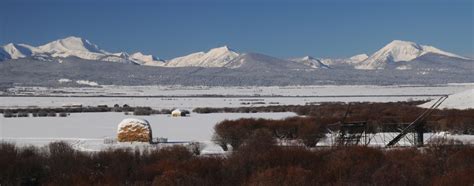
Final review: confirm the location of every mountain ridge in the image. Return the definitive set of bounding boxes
[165,46,239,67]
[356,40,468,70]
[0,37,471,72]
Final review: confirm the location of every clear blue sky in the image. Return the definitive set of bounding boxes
[1,0,472,59]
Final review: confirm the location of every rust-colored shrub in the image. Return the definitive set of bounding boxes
[324,146,385,185]
[201,102,474,134]
[247,166,314,186]
[213,117,327,150]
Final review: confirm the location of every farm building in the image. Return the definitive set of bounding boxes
[117,118,153,143]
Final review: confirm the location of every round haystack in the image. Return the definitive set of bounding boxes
[117,118,153,143]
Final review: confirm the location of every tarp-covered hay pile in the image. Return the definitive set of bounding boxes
[117,118,153,143]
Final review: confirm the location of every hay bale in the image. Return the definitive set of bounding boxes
[117,118,153,143]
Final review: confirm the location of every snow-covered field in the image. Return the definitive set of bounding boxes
[6,84,474,97]
[0,96,435,110]
[0,112,296,152]
[2,112,473,153]
[420,88,474,109]
[2,84,473,110]
[1,84,473,153]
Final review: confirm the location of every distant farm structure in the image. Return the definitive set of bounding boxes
[330,96,448,148]
[211,96,465,152]
[171,109,190,117]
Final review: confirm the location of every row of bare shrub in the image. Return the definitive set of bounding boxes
[199,102,474,134]
[1,137,473,185]
[193,101,425,114]
[1,106,191,117]
[213,117,328,150]
[0,107,111,114]
[3,111,69,118]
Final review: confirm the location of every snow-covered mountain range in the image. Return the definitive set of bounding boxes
[0,37,165,66]
[356,40,468,70]
[0,36,471,71]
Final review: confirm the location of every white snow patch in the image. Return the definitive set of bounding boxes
[58,78,72,83]
[420,88,474,110]
[76,80,99,86]
[396,65,411,70]
[117,118,150,133]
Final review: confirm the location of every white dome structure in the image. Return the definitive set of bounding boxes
[117,118,152,143]
[171,109,182,117]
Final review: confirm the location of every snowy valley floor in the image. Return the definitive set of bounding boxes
[1,84,473,153]
[0,112,296,153]
[2,84,474,110]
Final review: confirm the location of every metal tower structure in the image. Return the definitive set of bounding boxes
[335,103,372,146]
[386,96,448,147]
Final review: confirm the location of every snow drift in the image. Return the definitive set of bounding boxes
[420,89,474,110]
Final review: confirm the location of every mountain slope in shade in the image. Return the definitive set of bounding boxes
[392,52,474,72]
[357,40,468,70]
[1,43,37,59]
[224,53,310,71]
[165,46,239,67]
[0,49,8,60]
[310,54,369,69]
[289,56,330,69]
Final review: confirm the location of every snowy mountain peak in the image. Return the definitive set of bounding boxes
[165,46,239,68]
[348,54,369,63]
[114,52,130,58]
[381,40,424,61]
[131,52,151,60]
[356,40,468,69]
[39,36,105,54]
[387,40,419,47]
[4,43,16,48]
[0,36,168,66]
[1,37,470,72]
[207,45,236,55]
[130,52,165,66]
[291,56,314,62]
[301,56,315,60]
[211,45,231,51]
